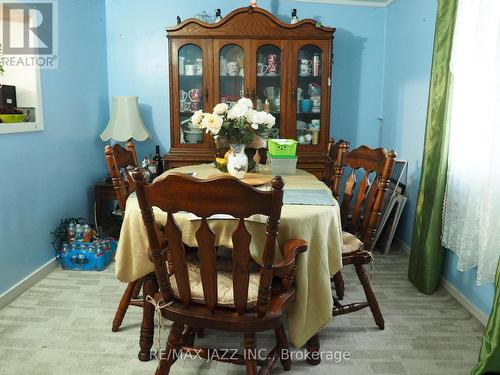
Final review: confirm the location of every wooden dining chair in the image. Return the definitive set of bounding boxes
[132,170,308,375]
[325,141,396,330]
[322,138,349,202]
[322,139,350,301]
[104,142,144,332]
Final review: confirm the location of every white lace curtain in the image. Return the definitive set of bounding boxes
[442,0,500,284]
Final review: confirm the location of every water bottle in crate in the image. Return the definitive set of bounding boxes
[59,237,116,271]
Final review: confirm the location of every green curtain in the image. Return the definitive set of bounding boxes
[472,259,500,374]
[408,0,458,294]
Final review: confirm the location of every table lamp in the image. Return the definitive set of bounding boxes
[100,96,151,185]
[100,96,151,142]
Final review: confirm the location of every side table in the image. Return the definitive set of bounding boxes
[94,182,121,237]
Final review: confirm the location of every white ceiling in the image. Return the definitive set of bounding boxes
[293,0,394,7]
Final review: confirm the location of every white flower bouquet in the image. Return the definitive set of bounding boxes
[190,97,275,145]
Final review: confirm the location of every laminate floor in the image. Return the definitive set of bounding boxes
[0,249,484,374]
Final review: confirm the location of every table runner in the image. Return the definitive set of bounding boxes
[115,164,343,347]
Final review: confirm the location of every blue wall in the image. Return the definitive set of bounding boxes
[443,250,495,316]
[105,0,386,157]
[0,0,109,294]
[381,0,437,246]
[382,0,495,317]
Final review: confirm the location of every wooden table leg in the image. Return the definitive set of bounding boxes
[305,333,321,365]
[138,273,158,362]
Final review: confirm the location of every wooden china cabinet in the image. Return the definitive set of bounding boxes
[164,6,335,178]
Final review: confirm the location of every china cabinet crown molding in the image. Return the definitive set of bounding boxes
[166,6,334,37]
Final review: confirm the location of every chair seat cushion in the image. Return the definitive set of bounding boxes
[169,256,260,308]
[342,231,363,254]
[160,286,295,332]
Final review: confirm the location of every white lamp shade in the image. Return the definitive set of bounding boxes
[100,96,151,142]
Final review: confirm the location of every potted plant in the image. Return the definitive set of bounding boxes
[191,97,275,178]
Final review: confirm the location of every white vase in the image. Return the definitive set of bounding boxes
[227,144,248,178]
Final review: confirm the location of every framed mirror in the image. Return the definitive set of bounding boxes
[0,11,44,135]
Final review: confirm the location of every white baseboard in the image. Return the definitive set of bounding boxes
[392,237,487,326]
[0,258,58,310]
[441,278,488,326]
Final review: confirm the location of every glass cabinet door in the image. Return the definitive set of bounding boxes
[218,44,246,103]
[255,44,282,138]
[178,44,205,144]
[295,44,324,146]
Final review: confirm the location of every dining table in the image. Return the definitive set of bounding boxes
[115,163,343,363]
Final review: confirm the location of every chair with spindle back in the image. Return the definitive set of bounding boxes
[105,142,139,213]
[322,139,350,300]
[322,138,349,202]
[132,170,308,375]
[326,142,396,330]
[104,142,144,332]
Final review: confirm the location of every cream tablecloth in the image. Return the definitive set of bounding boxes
[115,164,343,348]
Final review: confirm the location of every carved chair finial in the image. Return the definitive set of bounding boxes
[271,175,284,191]
[132,167,145,183]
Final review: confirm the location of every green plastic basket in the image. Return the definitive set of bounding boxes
[267,139,297,158]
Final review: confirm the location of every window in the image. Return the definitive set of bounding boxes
[441,0,500,284]
[0,12,44,134]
